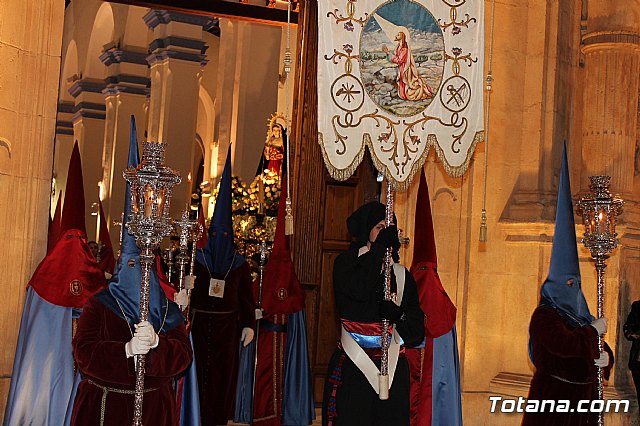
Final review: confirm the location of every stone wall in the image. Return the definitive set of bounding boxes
[0,0,64,422]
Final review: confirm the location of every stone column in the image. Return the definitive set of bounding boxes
[144,10,215,217]
[499,1,581,223]
[100,47,149,247]
[0,0,64,421]
[69,79,107,240]
[214,18,281,184]
[580,32,640,199]
[578,1,640,411]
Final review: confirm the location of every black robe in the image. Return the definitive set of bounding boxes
[623,300,640,409]
[322,244,424,426]
[189,260,255,425]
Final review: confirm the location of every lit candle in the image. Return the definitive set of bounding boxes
[144,186,154,218]
[597,210,605,234]
[131,190,139,214]
[157,190,165,216]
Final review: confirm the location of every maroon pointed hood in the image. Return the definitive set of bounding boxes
[410,170,456,338]
[412,171,437,266]
[47,191,63,254]
[60,142,86,234]
[260,179,305,315]
[97,199,115,275]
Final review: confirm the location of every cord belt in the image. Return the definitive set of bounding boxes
[88,379,158,426]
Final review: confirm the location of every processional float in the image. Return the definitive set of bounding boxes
[317,0,486,398]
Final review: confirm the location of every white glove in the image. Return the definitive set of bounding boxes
[255,308,263,320]
[134,321,159,348]
[125,321,160,358]
[594,351,609,368]
[125,335,153,358]
[174,289,190,308]
[591,317,608,335]
[241,327,255,347]
[184,275,196,290]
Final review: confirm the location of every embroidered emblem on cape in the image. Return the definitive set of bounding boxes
[70,279,83,296]
[277,288,288,300]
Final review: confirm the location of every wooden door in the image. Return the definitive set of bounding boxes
[290,0,380,404]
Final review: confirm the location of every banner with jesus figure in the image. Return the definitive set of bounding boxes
[318,0,484,189]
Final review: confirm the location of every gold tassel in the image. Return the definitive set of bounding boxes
[285,197,293,235]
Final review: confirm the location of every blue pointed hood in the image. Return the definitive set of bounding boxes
[538,144,593,327]
[98,115,183,332]
[120,114,140,256]
[196,146,244,275]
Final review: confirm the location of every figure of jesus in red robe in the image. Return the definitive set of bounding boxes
[382,30,433,101]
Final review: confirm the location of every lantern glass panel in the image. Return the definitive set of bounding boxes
[144,184,154,218]
[157,187,167,217]
[596,209,606,235]
[131,184,139,214]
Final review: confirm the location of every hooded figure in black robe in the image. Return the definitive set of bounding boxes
[322,201,425,426]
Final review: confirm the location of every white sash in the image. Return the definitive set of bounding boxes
[340,263,405,394]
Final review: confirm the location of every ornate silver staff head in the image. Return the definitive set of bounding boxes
[576,175,623,260]
[123,142,181,248]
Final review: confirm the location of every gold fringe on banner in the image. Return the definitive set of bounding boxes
[318,130,484,192]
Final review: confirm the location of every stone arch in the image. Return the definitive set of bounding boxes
[194,132,205,179]
[84,2,115,78]
[59,40,79,102]
[197,86,215,146]
[194,132,206,159]
[122,6,149,49]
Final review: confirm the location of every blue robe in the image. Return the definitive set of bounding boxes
[4,288,77,425]
[431,325,462,426]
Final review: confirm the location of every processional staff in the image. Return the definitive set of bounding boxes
[576,176,623,426]
[174,210,203,317]
[250,240,268,422]
[113,213,123,259]
[123,141,180,426]
[378,179,395,400]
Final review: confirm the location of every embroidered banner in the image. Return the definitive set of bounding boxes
[318,0,484,190]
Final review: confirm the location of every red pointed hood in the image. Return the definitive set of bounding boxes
[155,254,176,301]
[60,142,86,234]
[260,180,305,315]
[97,199,115,275]
[47,191,63,254]
[29,143,106,308]
[29,229,107,308]
[410,170,456,338]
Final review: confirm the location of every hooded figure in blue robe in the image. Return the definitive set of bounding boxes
[4,142,106,426]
